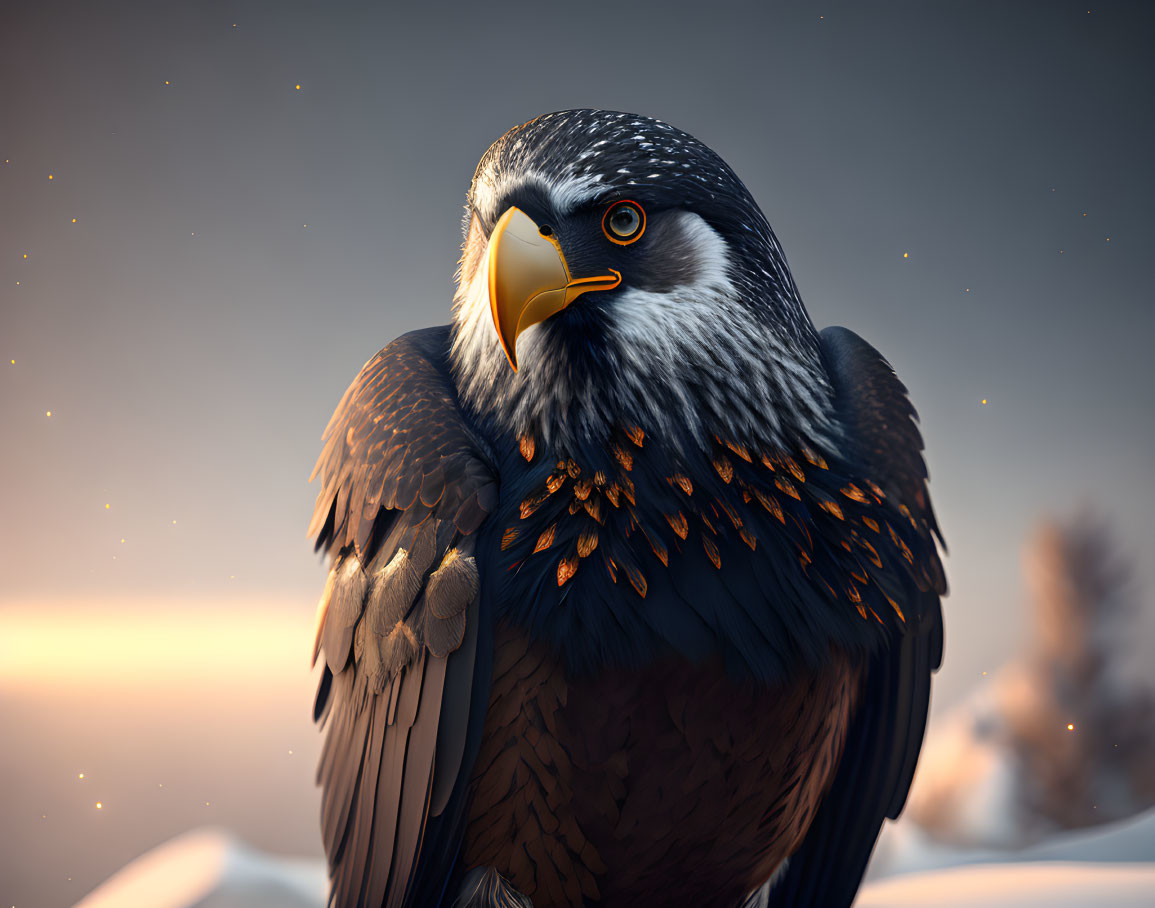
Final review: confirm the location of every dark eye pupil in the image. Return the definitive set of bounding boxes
[611,206,639,236]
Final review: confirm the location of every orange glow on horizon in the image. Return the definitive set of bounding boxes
[0,597,316,692]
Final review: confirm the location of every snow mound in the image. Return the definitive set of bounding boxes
[857,862,1155,907]
[75,813,1155,907]
[73,827,326,908]
[871,805,1155,879]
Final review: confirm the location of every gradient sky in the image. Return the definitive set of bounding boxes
[3,0,1153,703]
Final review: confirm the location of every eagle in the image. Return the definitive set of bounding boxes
[308,109,946,908]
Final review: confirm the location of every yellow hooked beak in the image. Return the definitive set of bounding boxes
[488,206,621,371]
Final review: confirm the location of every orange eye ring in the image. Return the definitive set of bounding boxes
[602,200,646,245]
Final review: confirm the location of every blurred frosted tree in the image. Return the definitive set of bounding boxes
[905,514,1155,848]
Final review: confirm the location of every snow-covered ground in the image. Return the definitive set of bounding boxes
[858,862,1155,907]
[75,810,1155,907]
[870,805,1155,879]
[72,828,326,908]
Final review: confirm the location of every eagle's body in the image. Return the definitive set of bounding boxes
[309,111,945,907]
[466,620,859,908]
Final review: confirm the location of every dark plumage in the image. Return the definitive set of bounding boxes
[309,110,945,907]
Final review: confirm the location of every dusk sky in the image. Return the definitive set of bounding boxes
[1,2,1152,904]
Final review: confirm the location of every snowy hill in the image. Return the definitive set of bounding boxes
[857,862,1155,907]
[75,811,1155,907]
[72,828,325,908]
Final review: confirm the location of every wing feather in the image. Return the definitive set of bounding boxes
[310,326,497,907]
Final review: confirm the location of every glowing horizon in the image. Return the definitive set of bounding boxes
[0,596,317,692]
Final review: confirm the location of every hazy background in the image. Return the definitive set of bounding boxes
[2,1,1152,905]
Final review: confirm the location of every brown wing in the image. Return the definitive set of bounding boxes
[309,326,498,907]
[760,326,946,907]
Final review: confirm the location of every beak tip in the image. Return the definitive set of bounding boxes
[499,340,519,372]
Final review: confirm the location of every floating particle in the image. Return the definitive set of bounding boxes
[104,503,111,510]
[981,399,987,405]
[78,773,85,780]
[902,252,909,259]
[72,218,77,223]
[295,84,302,90]
[95,802,103,809]
[46,410,52,417]
[48,174,53,180]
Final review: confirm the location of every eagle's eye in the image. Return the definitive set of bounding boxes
[602,200,646,245]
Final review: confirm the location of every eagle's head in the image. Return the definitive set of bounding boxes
[450,109,834,455]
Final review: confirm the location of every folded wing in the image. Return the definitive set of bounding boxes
[762,326,946,908]
[309,326,498,908]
